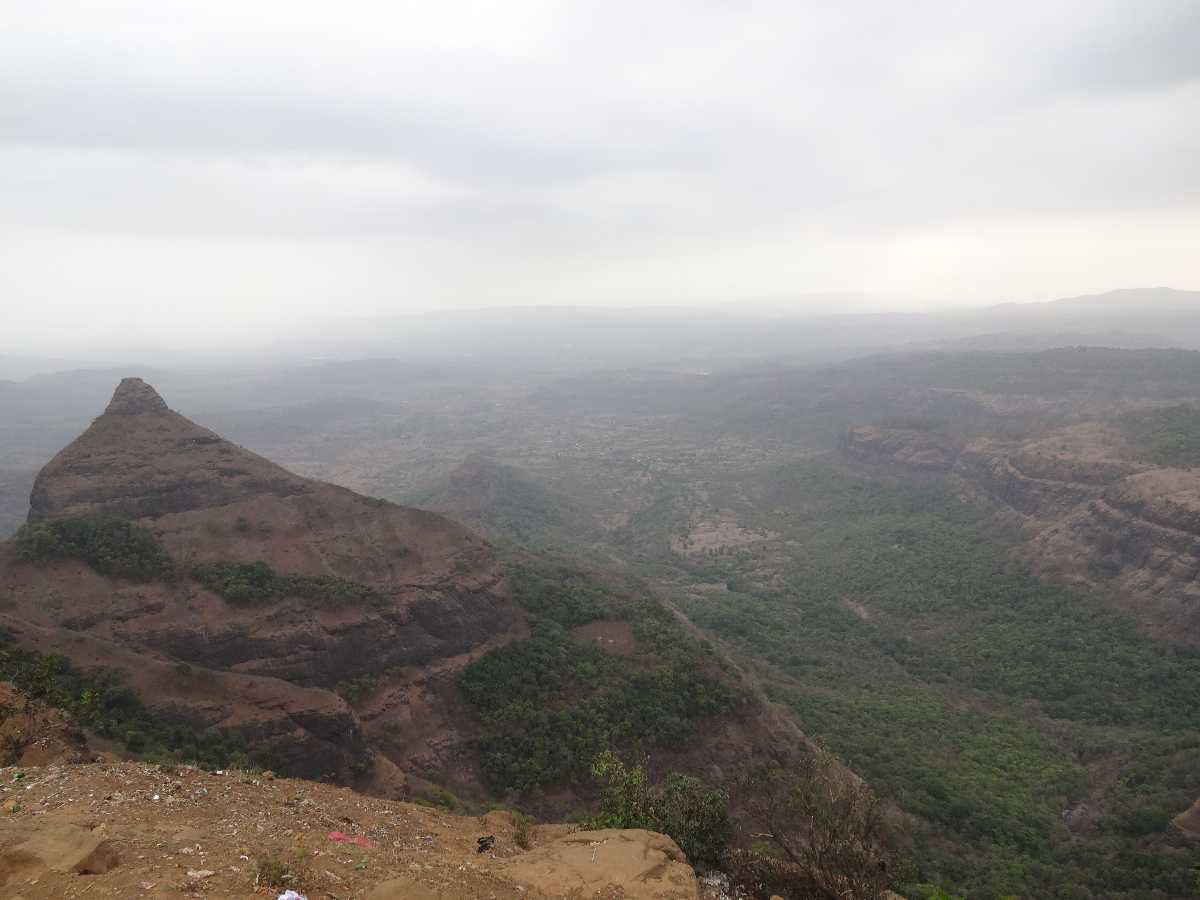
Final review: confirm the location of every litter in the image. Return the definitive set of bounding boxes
[277,892,308,900]
[327,830,375,848]
[477,834,495,853]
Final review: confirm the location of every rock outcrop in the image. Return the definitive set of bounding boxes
[1170,797,1200,843]
[502,829,699,899]
[842,417,1200,644]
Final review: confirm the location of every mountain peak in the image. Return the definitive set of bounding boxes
[104,377,169,415]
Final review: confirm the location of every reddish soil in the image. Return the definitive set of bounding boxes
[570,620,637,655]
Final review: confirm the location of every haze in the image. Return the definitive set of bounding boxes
[2,0,1198,354]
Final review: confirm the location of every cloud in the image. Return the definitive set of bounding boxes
[0,0,1197,349]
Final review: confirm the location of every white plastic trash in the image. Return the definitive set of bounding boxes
[277,892,308,900]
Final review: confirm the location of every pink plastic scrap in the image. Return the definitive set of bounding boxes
[327,830,376,848]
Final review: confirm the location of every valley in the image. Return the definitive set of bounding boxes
[2,295,1200,897]
[173,343,1200,898]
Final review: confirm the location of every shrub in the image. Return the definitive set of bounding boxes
[414,786,461,813]
[588,752,734,871]
[0,636,267,770]
[739,753,893,900]
[191,560,379,607]
[15,516,175,581]
[336,675,379,701]
[255,853,307,891]
[513,813,534,850]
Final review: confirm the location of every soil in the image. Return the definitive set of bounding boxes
[0,762,700,899]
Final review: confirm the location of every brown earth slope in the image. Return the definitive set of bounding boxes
[1,379,518,788]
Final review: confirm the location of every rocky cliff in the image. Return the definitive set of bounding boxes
[842,420,1200,644]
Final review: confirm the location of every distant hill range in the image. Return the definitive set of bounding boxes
[1015,286,1200,313]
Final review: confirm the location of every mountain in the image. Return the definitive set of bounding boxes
[0,377,803,825]
[1039,286,1200,312]
[1,377,514,789]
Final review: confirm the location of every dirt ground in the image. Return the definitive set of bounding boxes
[0,762,699,899]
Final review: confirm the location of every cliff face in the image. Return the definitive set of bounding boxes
[843,421,1200,644]
[2,378,518,785]
[1033,470,1200,642]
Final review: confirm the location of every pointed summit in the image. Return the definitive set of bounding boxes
[28,378,306,522]
[104,377,169,415]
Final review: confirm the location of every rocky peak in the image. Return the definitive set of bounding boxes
[10,378,512,785]
[103,377,169,416]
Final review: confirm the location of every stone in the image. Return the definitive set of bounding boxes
[365,876,443,899]
[503,828,699,900]
[3,821,119,876]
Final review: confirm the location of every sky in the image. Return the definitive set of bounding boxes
[1,0,1198,351]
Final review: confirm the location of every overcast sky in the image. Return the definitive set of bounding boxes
[2,0,1198,351]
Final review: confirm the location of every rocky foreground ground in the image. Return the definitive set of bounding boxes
[0,761,708,899]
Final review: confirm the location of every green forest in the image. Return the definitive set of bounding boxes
[16,515,176,581]
[677,461,1200,899]
[458,563,741,794]
[1122,405,1200,468]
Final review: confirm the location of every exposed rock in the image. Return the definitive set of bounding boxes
[1031,470,1200,643]
[2,820,119,876]
[1169,796,1200,843]
[843,420,1200,643]
[365,876,449,898]
[502,829,700,900]
[101,376,168,416]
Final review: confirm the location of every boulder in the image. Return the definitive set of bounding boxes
[503,828,699,899]
[0,820,119,880]
[1170,796,1200,843]
[365,876,443,898]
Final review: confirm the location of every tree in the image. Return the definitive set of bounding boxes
[588,751,735,870]
[14,523,61,565]
[740,751,893,900]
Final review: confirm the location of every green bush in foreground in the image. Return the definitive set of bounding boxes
[587,751,734,871]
